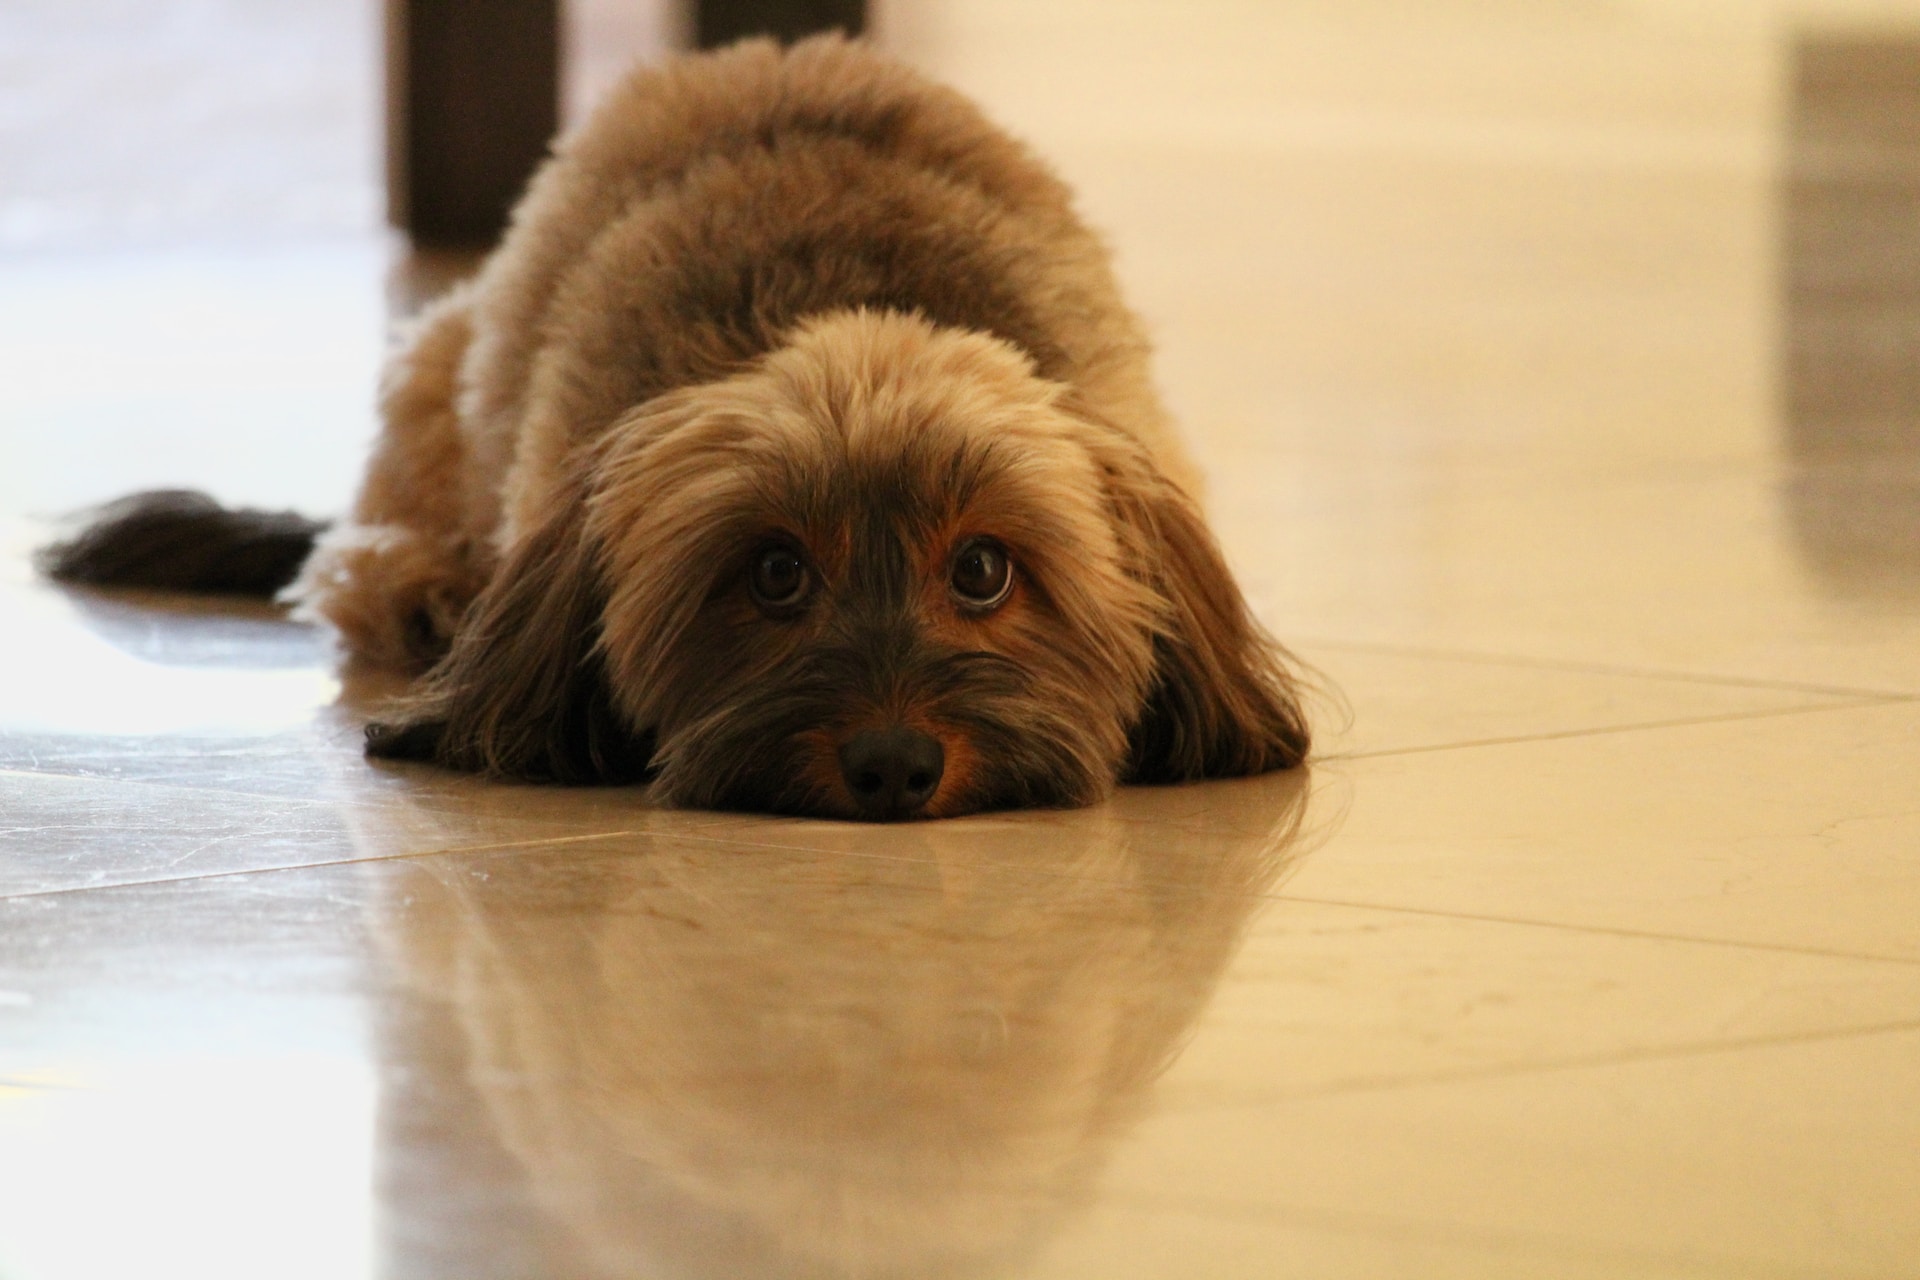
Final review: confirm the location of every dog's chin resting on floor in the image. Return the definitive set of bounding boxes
[38,35,1309,820]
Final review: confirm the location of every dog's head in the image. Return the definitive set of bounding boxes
[367,310,1307,817]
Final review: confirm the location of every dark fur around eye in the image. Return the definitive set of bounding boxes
[949,538,1013,609]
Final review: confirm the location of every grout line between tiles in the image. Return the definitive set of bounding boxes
[3,782,1910,974]
[1092,1188,1834,1280]
[0,762,739,832]
[1187,1017,1920,1109]
[0,809,1315,905]
[409,821,1920,971]
[1270,892,1920,965]
[309,818,1920,972]
[0,827,674,902]
[1290,634,1920,701]
[0,765,339,809]
[1326,695,1902,761]
[7,813,1912,973]
[0,764,410,820]
[632,827,1920,970]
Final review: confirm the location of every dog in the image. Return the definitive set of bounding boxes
[40,35,1309,819]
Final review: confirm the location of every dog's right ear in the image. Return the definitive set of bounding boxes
[363,471,653,784]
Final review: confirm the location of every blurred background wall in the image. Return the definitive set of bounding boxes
[9,0,1920,252]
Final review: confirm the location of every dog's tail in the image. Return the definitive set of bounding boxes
[35,489,330,598]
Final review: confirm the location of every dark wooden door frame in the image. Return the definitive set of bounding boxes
[387,0,866,248]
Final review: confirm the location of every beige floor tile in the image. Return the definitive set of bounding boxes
[1221,457,1920,695]
[1028,1203,1734,1280]
[0,828,1287,1279]
[0,770,359,897]
[1296,641,1868,758]
[0,872,379,1279]
[675,766,1317,886]
[7,822,1913,1280]
[0,766,728,898]
[1097,1027,1920,1280]
[0,1057,379,1280]
[0,534,341,743]
[1285,700,1920,960]
[1161,898,1920,1107]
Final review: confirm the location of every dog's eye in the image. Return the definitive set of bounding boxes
[950,538,1013,610]
[749,544,810,612]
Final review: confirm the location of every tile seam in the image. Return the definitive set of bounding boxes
[1090,1187,1852,1280]
[1269,892,1920,965]
[0,828,663,902]
[1327,695,1900,761]
[1290,635,1920,700]
[1180,1017,1920,1110]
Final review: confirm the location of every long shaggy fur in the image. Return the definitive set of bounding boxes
[44,36,1310,818]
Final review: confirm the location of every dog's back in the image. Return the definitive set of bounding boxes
[462,35,1183,541]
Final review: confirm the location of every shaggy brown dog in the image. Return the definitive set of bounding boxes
[42,36,1308,819]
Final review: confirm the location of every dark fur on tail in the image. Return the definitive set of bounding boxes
[36,489,329,598]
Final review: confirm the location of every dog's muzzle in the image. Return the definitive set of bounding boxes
[838,725,945,819]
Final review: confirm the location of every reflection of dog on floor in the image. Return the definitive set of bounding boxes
[382,776,1311,1278]
[40,35,1308,819]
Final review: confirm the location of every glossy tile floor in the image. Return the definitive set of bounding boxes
[4,3,1920,1277]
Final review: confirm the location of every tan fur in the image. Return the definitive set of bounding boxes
[295,285,490,670]
[290,35,1308,816]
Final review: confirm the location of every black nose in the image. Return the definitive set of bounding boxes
[838,726,945,819]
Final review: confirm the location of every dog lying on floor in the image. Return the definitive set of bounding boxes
[40,35,1308,820]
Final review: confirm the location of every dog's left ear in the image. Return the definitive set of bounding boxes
[1124,477,1310,781]
[363,468,653,784]
[1068,407,1310,783]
